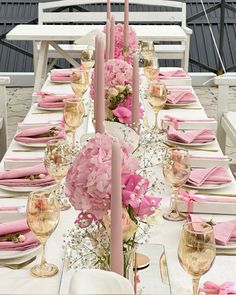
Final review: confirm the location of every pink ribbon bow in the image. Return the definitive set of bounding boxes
[178,188,207,213]
[200,281,236,294]
[163,115,184,129]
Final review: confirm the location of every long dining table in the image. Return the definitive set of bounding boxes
[0,69,236,294]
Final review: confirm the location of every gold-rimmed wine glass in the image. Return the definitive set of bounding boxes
[71,69,89,99]
[26,189,60,277]
[44,139,72,211]
[63,99,84,148]
[147,82,168,132]
[139,40,154,60]
[143,53,160,81]
[163,147,191,221]
[81,45,95,71]
[178,222,216,295]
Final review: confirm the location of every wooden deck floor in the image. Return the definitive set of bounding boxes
[6,86,236,161]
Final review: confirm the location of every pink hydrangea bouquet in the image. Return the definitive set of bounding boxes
[104,23,138,64]
[65,133,161,272]
[90,59,144,126]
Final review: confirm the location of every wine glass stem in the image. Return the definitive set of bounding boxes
[72,130,76,148]
[171,187,180,215]
[40,240,47,269]
[154,111,159,130]
[192,277,200,295]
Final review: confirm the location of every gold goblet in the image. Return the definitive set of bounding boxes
[27,189,60,277]
[143,53,159,81]
[71,69,89,99]
[44,139,72,211]
[163,147,191,221]
[63,99,84,148]
[139,40,154,60]
[147,82,168,132]
[178,222,216,295]
[81,45,95,71]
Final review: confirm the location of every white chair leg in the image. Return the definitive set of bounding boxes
[217,125,227,154]
[183,35,190,72]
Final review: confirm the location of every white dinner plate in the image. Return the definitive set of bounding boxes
[15,141,47,148]
[165,101,197,107]
[0,184,56,193]
[0,245,40,260]
[37,104,64,111]
[167,138,216,147]
[216,242,236,250]
[184,180,233,190]
[49,79,70,84]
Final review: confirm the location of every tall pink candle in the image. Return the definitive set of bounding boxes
[106,19,111,61]
[109,16,115,59]
[110,139,123,276]
[94,35,99,127]
[124,0,129,49]
[96,35,105,134]
[132,53,139,130]
[107,0,111,20]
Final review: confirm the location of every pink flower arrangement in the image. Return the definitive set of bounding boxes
[112,95,144,125]
[90,59,133,99]
[65,133,161,226]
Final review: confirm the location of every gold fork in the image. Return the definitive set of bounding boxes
[0,256,36,269]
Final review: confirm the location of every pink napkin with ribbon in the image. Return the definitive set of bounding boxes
[167,126,215,144]
[187,166,232,187]
[167,91,196,104]
[37,91,75,108]
[159,69,186,77]
[0,219,39,250]
[0,163,55,187]
[50,69,73,81]
[189,214,236,245]
[200,281,236,294]
[14,125,66,144]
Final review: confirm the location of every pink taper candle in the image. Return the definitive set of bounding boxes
[95,35,105,134]
[106,19,111,62]
[124,0,129,49]
[109,16,115,59]
[132,53,139,130]
[94,36,99,127]
[110,139,123,276]
[107,0,111,20]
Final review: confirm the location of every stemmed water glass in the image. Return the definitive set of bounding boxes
[44,139,72,211]
[71,69,89,99]
[178,222,216,295]
[163,147,191,221]
[143,54,160,81]
[26,189,60,277]
[63,99,85,148]
[81,45,95,71]
[147,82,168,132]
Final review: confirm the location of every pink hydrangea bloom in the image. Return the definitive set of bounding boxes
[90,59,133,99]
[112,95,144,125]
[65,133,139,219]
[122,173,161,218]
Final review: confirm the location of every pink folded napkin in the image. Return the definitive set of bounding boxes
[200,281,236,294]
[167,91,196,104]
[0,163,55,187]
[187,166,232,187]
[50,69,73,81]
[167,126,215,144]
[159,69,186,77]
[189,214,236,245]
[37,91,75,108]
[14,125,66,144]
[0,219,39,251]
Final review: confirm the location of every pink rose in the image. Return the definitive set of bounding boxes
[103,208,138,241]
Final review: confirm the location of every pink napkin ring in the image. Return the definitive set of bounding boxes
[200,281,236,294]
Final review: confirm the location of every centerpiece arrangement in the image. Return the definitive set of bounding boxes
[64,133,161,281]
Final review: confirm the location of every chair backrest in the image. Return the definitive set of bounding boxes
[214,75,236,123]
[0,77,10,159]
[38,0,186,27]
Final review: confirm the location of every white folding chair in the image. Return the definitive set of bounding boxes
[35,0,191,72]
[215,76,236,160]
[0,77,10,160]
